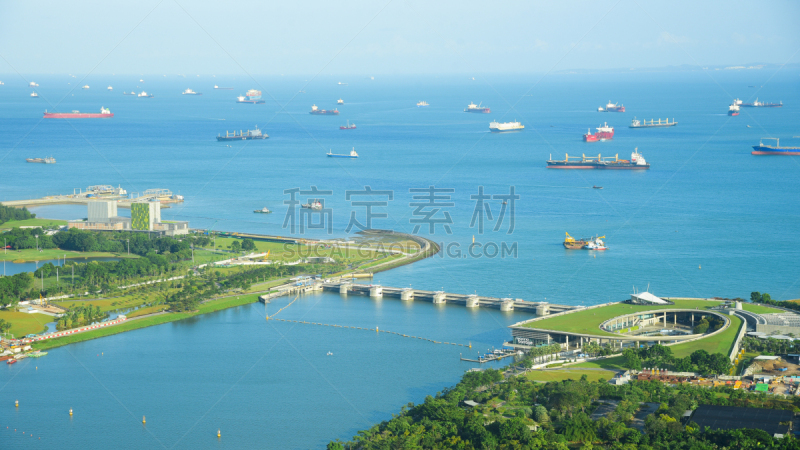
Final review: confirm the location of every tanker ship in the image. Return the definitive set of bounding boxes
[583,123,614,141]
[741,98,782,108]
[310,104,339,115]
[464,102,490,113]
[237,89,265,104]
[216,126,268,141]
[547,148,650,169]
[751,138,800,155]
[43,107,113,119]
[598,101,625,112]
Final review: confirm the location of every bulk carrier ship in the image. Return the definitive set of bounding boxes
[43,107,113,119]
[583,123,614,141]
[310,104,339,115]
[630,118,677,128]
[741,98,782,108]
[751,138,800,155]
[547,148,649,169]
[216,126,268,141]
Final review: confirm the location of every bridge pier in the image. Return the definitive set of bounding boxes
[339,283,351,294]
[401,288,414,301]
[535,304,549,316]
[432,291,446,304]
[501,298,514,311]
[369,285,383,298]
[466,294,479,308]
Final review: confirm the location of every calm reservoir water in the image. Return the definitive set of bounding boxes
[1,71,799,448]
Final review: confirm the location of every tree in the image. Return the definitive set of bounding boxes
[230,240,241,253]
[623,348,642,371]
[534,405,550,425]
[241,239,256,251]
[750,291,762,303]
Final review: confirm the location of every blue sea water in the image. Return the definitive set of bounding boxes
[1,71,799,448]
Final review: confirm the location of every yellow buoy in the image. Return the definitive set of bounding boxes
[699,265,701,269]
[142,415,146,424]
[69,408,73,416]
[376,326,379,333]
[15,400,19,407]
[217,429,221,438]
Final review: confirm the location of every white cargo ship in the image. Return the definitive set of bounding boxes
[489,121,524,132]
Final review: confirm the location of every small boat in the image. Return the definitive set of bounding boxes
[107,86,113,90]
[302,200,323,210]
[593,186,603,189]
[29,81,39,87]
[137,91,153,98]
[214,85,233,90]
[327,351,333,356]
[182,88,202,95]
[339,120,356,130]
[337,98,344,104]
[338,82,348,85]
[7,359,17,365]
[327,148,359,158]
[416,101,429,107]
[82,85,90,89]
[584,236,607,250]
[30,91,39,98]
[254,207,272,214]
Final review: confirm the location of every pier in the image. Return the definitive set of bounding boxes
[460,349,519,363]
[1,185,183,209]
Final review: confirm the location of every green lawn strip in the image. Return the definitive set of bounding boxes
[0,311,53,337]
[0,248,138,262]
[125,305,168,318]
[523,369,616,383]
[670,315,743,358]
[522,299,760,337]
[740,303,785,314]
[32,294,262,350]
[572,357,629,371]
[0,218,67,230]
[209,238,384,264]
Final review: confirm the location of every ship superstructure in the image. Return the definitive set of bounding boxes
[464,102,490,113]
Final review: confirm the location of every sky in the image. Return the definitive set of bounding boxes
[0,0,798,76]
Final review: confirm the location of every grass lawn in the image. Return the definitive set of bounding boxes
[0,310,53,337]
[523,369,617,383]
[0,218,67,230]
[522,299,780,337]
[0,248,138,262]
[209,237,387,265]
[572,357,629,370]
[125,304,169,318]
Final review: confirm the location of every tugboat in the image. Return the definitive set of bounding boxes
[254,207,272,214]
[563,232,588,249]
[598,101,625,112]
[416,101,429,107]
[584,236,607,250]
[216,126,268,141]
[583,123,614,142]
[339,120,356,130]
[327,148,359,158]
[464,102,490,113]
[310,104,339,115]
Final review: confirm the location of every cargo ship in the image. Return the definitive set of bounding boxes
[43,107,113,119]
[137,91,153,98]
[728,102,740,116]
[741,98,782,108]
[547,148,649,169]
[563,232,588,249]
[630,117,677,128]
[254,207,272,214]
[751,138,800,155]
[82,85,90,89]
[216,126,268,141]
[310,104,339,115]
[214,85,233,90]
[584,236,607,250]
[302,200,323,210]
[340,120,356,130]
[598,101,625,112]
[583,123,614,141]
[489,120,524,132]
[464,102,490,113]
[327,148,358,158]
[416,101,429,107]
[26,157,56,164]
[107,86,113,90]
[29,82,38,87]
[30,92,38,98]
[182,88,202,95]
[237,89,264,104]
[338,98,344,105]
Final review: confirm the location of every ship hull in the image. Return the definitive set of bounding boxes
[741,104,782,108]
[728,111,739,116]
[465,109,490,113]
[563,242,586,249]
[630,123,677,128]
[237,100,265,104]
[601,107,625,112]
[584,132,613,141]
[43,113,113,118]
[751,146,800,155]
[310,111,339,115]
[216,136,268,141]
[490,127,524,132]
[327,155,357,158]
[339,126,356,130]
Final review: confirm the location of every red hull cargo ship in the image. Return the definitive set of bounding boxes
[43,107,113,118]
[583,123,614,142]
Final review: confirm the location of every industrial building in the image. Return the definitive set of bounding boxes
[68,200,189,236]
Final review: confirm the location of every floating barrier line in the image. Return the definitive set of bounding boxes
[269,318,471,347]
